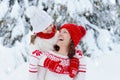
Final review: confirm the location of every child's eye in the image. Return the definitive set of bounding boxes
[45,27,48,30]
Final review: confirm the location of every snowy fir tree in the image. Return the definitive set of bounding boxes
[0,0,120,80]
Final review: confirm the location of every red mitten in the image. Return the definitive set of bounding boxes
[69,57,79,78]
[44,58,64,73]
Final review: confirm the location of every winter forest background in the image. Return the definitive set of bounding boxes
[0,0,120,80]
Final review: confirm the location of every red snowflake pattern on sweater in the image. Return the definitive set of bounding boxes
[32,50,42,56]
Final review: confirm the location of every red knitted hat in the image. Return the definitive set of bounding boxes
[60,23,86,47]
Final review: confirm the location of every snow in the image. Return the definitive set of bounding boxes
[54,0,67,4]
[67,0,93,17]
[109,0,116,5]
[97,29,113,53]
[86,53,120,80]
[0,45,17,80]
[10,0,21,19]
[11,18,25,39]
[83,29,104,59]
[102,0,116,5]
[24,0,29,8]
[0,37,3,44]
[0,0,9,19]
[5,63,29,80]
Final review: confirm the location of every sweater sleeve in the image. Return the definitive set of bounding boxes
[28,50,42,80]
[74,50,86,80]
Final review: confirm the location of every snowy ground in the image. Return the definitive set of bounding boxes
[86,53,120,80]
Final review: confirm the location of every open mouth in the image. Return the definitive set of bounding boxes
[58,38,64,41]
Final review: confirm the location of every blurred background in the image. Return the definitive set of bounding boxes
[0,0,120,80]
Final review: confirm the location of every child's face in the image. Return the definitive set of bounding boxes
[42,24,55,33]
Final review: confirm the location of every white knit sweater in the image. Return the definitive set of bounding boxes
[29,50,86,80]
